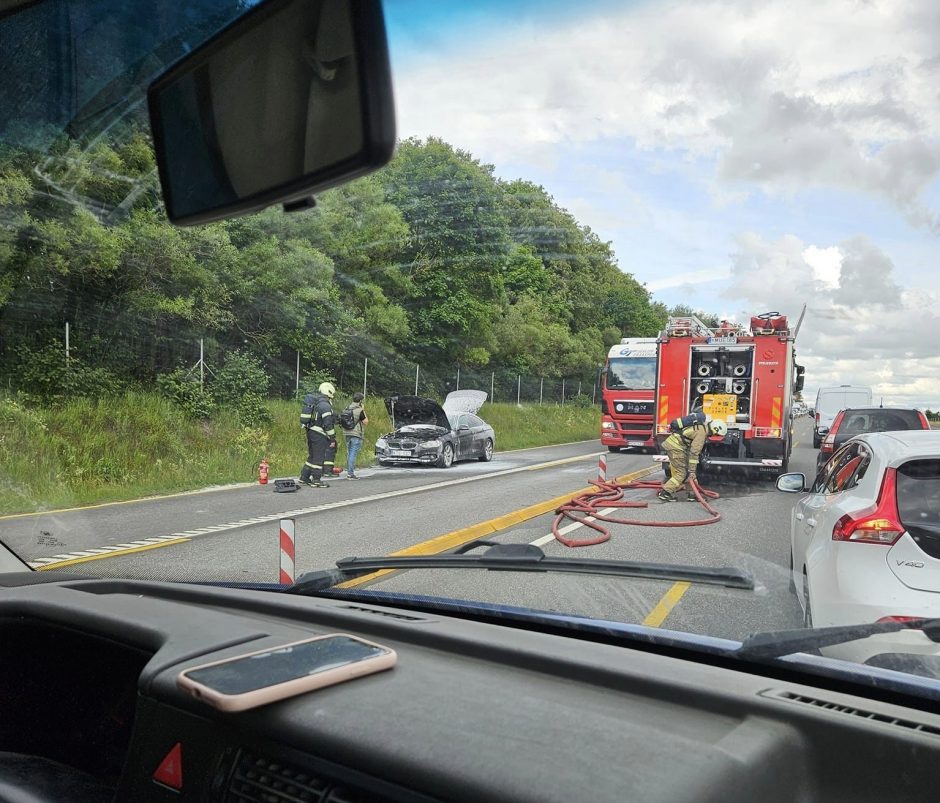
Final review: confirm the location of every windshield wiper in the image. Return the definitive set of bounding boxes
[737,618,940,661]
[287,541,754,595]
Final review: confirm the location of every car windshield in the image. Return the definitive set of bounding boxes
[606,358,657,391]
[3,0,940,697]
[840,410,924,435]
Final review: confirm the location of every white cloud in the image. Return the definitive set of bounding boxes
[722,232,940,406]
[394,0,940,226]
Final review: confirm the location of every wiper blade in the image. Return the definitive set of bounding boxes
[737,618,940,661]
[287,541,754,595]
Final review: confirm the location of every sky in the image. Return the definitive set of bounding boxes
[382,0,940,408]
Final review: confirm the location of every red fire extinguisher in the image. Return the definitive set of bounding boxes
[258,459,269,485]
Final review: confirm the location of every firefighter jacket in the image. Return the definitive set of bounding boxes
[300,393,336,438]
[663,423,708,473]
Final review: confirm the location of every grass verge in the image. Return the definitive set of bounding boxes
[0,393,598,515]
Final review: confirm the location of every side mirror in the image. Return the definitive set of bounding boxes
[459,424,470,431]
[776,473,807,493]
[148,0,395,225]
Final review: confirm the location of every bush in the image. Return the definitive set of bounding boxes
[295,369,337,402]
[212,351,273,426]
[14,344,124,402]
[568,393,594,409]
[156,368,215,419]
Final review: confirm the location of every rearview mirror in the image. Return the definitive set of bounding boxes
[776,473,807,493]
[148,0,395,225]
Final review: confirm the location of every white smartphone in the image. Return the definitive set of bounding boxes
[176,633,396,712]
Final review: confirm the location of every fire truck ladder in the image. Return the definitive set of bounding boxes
[663,314,713,338]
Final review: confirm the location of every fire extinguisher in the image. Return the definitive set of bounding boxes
[258,459,269,485]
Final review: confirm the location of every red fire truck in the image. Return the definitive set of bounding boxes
[600,338,658,451]
[653,311,805,476]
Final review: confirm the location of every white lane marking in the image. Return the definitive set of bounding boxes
[530,507,617,546]
[27,451,615,567]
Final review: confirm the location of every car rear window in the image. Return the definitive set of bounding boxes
[897,461,940,549]
[840,410,924,435]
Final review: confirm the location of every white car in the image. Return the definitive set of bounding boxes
[777,431,940,667]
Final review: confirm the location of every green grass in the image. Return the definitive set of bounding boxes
[0,393,598,515]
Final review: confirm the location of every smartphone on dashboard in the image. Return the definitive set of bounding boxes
[177,633,396,712]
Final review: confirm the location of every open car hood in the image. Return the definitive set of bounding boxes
[442,390,487,415]
[385,396,450,430]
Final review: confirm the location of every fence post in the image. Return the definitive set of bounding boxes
[363,357,368,397]
[456,365,460,391]
[199,338,204,391]
[539,378,543,405]
[295,350,300,394]
[562,378,566,405]
[64,322,70,367]
[490,372,494,402]
[593,381,597,405]
[415,364,420,395]
[517,375,521,405]
[578,380,582,397]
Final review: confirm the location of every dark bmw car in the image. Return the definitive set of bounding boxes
[375,391,495,468]
[816,407,930,472]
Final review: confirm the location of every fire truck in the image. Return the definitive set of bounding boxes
[653,311,805,476]
[600,337,658,451]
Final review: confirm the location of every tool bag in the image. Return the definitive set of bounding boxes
[339,404,358,431]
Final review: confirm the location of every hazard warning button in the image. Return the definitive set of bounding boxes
[153,742,183,790]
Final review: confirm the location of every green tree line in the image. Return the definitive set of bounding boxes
[0,134,669,403]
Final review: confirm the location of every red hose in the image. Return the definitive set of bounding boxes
[552,473,721,547]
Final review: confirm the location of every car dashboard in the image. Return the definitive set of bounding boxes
[1,572,939,802]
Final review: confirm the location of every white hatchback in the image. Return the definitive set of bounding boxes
[777,431,940,668]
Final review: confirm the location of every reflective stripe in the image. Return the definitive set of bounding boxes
[311,426,328,435]
[300,413,312,420]
[305,462,321,469]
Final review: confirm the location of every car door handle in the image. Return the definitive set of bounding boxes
[806,518,817,528]
[795,513,804,521]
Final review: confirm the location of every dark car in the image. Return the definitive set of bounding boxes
[817,407,930,472]
[375,390,495,468]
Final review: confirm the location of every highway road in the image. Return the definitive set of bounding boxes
[0,420,819,642]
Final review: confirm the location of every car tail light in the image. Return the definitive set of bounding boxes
[918,411,930,429]
[821,433,836,453]
[876,616,925,624]
[832,468,904,545]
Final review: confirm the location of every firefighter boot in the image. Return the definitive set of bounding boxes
[657,489,677,502]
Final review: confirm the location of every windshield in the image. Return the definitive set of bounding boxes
[3,0,940,698]
[605,357,657,391]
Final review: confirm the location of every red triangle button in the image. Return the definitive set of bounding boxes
[153,742,183,790]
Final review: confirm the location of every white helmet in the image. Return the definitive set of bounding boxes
[708,419,727,437]
[318,381,336,399]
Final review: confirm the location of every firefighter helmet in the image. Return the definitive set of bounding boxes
[708,419,727,437]
[318,381,336,399]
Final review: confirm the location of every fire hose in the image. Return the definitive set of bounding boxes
[552,474,721,547]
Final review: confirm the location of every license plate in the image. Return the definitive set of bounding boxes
[390,450,411,457]
[627,440,646,447]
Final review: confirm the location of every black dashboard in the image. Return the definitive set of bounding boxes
[2,573,939,802]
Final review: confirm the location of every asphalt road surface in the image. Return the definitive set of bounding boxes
[1,422,819,642]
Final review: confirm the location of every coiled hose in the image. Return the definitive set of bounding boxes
[552,474,721,547]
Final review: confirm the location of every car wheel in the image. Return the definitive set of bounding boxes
[437,443,454,468]
[478,439,494,462]
[812,433,821,449]
[802,571,813,628]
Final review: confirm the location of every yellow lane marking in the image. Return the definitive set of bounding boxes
[0,485,252,521]
[35,537,191,571]
[336,464,659,589]
[642,581,691,627]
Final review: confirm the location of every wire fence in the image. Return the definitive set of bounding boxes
[25,324,600,406]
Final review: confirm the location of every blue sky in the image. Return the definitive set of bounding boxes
[382,0,940,406]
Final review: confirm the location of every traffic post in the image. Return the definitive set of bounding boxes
[597,453,607,483]
[279,518,295,585]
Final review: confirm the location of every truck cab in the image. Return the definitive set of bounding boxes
[600,338,658,451]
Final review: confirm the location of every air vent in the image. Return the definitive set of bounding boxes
[760,689,940,737]
[225,751,393,803]
[340,605,428,621]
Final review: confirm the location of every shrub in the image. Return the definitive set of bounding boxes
[14,344,124,402]
[156,368,215,419]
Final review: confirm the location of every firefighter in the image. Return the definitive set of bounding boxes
[299,381,338,488]
[658,415,727,501]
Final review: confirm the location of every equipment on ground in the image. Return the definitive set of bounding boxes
[274,478,300,493]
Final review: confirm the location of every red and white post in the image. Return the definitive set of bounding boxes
[279,518,296,585]
[597,452,607,483]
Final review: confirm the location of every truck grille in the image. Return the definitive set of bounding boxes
[611,401,653,416]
